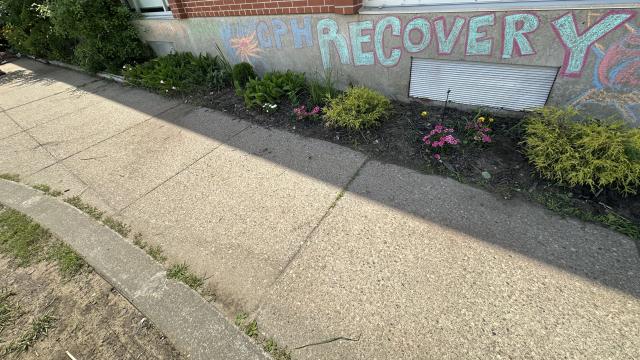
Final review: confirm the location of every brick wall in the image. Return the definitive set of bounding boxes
[166,0,362,18]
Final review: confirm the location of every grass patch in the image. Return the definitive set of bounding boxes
[48,241,86,278]
[532,192,640,241]
[167,263,204,290]
[0,173,20,182]
[2,313,56,355]
[102,216,131,237]
[0,208,50,266]
[0,289,19,333]
[64,196,104,221]
[31,184,63,197]
[235,312,292,360]
[147,245,167,263]
[132,233,167,263]
[0,206,87,277]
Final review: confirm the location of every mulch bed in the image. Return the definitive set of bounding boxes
[178,87,640,229]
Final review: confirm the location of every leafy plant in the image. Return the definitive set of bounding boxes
[242,70,305,110]
[323,86,390,130]
[232,61,257,93]
[307,69,339,107]
[0,0,74,60]
[124,52,230,93]
[48,0,150,72]
[523,107,640,195]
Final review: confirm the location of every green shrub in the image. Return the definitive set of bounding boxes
[124,52,230,93]
[307,69,339,107]
[0,0,74,60]
[523,107,640,195]
[242,70,305,110]
[323,86,390,130]
[0,0,149,72]
[49,0,150,73]
[232,62,257,93]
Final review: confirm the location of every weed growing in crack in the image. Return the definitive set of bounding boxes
[132,233,167,263]
[0,173,20,182]
[102,216,131,237]
[2,313,56,355]
[235,312,248,327]
[245,319,258,338]
[147,245,167,263]
[167,263,204,290]
[235,312,292,360]
[31,184,63,197]
[64,196,104,221]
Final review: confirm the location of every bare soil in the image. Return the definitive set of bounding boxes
[0,255,183,360]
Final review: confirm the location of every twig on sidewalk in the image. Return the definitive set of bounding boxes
[294,334,361,350]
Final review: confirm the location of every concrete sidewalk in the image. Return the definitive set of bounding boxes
[1,59,639,359]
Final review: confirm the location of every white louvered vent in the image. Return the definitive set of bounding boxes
[409,58,558,111]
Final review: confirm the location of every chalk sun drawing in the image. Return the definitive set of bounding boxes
[230,32,263,62]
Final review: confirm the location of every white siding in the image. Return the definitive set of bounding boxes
[409,58,558,111]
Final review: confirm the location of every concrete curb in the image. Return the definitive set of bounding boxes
[0,179,269,360]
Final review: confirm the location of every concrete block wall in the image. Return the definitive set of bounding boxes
[135,7,640,126]
[166,0,362,19]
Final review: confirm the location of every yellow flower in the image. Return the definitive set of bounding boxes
[489,118,494,123]
[478,116,485,122]
[420,111,428,117]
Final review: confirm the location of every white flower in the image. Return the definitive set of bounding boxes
[160,80,165,84]
[171,86,177,90]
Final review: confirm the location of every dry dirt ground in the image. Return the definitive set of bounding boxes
[0,254,183,359]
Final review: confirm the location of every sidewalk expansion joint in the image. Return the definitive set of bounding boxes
[115,123,253,215]
[268,156,371,290]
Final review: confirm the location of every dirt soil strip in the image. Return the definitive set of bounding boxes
[0,179,269,360]
[0,254,182,359]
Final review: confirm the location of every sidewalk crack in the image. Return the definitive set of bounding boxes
[267,157,370,290]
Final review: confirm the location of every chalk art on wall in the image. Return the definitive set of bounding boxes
[214,10,638,124]
[230,32,263,62]
[571,24,640,123]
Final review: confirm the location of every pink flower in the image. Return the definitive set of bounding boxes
[433,153,441,160]
[481,134,492,143]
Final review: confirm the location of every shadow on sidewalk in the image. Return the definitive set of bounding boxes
[5,59,639,299]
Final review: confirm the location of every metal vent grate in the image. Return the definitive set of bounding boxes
[409,58,558,111]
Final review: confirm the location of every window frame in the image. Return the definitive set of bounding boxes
[125,0,173,19]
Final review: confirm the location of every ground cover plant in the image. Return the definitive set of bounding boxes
[523,107,640,196]
[242,70,305,110]
[323,86,390,130]
[124,52,230,94]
